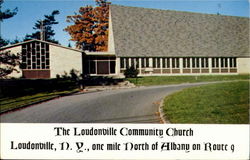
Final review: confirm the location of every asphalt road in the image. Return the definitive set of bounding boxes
[0,82,211,123]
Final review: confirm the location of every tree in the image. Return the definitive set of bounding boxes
[0,0,17,21]
[0,0,20,78]
[0,51,20,78]
[24,10,60,44]
[10,37,20,45]
[64,0,110,51]
[0,0,18,47]
[68,42,72,48]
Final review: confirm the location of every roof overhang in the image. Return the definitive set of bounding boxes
[0,39,85,54]
[85,51,116,56]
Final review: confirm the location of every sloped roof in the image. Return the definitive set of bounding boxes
[0,39,84,53]
[110,5,249,57]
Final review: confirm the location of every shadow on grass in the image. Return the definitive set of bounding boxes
[0,93,58,106]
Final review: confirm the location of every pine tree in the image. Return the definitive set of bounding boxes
[0,0,18,47]
[24,10,60,44]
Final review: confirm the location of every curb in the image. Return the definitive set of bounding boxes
[158,98,171,124]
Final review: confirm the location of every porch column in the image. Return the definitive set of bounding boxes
[180,58,183,74]
[218,58,221,73]
[139,58,142,75]
[116,57,121,76]
[160,58,163,74]
[208,58,212,74]
[128,58,131,67]
[199,58,202,73]
[170,58,172,74]
[190,58,193,73]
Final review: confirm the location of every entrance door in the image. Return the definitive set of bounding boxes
[97,61,109,74]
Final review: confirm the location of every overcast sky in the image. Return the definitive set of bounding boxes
[1,0,249,47]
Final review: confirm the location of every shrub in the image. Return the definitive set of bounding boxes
[124,66,139,78]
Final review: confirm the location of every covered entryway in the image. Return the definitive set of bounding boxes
[84,56,116,75]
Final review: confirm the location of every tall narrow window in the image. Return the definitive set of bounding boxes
[153,58,156,68]
[212,58,219,68]
[225,58,228,67]
[157,58,160,68]
[141,58,145,68]
[201,58,208,68]
[183,58,186,68]
[125,58,129,68]
[172,58,176,68]
[162,58,166,68]
[196,58,199,68]
[131,58,135,68]
[192,58,196,68]
[166,58,170,68]
[221,58,225,68]
[136,58,139,68]
[120,58,125,68]
[146,58,149,67]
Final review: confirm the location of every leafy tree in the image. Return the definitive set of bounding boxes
[0,51,20,78]
[65,0,110,51]
[24,10,60,44]
[0,0,18,47]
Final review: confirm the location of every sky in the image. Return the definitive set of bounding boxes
[1,0,249,47]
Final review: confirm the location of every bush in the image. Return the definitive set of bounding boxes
[124,66,139,78]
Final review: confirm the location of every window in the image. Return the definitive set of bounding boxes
[162,58,170,68]
[196,58,199,68]
[212,58,219,68]
[21,42,50,70]
[90,60,96,74]
[221,58,229,68]
[230,58,236,68]
[110,61,116,73]
[136,58,139,68]
[201,58,208,68]
[153,58,160,68]
[87,57,116,75]
[125,58,129,68]
[172,58,179,68]
[131,58,135,68]
[183,58,191,68]
[225,58,228,68]
[192,58,201,68]
[120,58,125,68]
[141,58,149,68]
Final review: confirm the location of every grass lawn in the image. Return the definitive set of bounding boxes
[163,81,249,124]
[127,74,249,86]
[0,89,79,113]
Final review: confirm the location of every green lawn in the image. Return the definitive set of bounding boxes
[0,89,79,113]
[163,81,249,124]
[127,74,249,86]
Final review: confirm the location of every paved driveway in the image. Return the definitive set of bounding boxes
[0,82,211,123]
